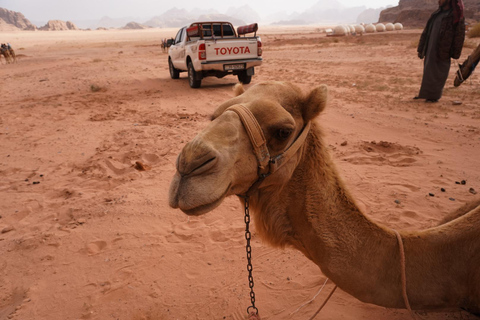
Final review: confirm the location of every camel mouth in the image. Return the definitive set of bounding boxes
[180,184,231,216]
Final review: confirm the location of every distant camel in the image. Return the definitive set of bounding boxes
[161,39,167,52]
[0,48,12,64]
[169,81,480,316]
[161,38,174,52]
[8,48,17,63]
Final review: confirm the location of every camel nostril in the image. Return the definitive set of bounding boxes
[190,156,217,176]
[177,151,218,177]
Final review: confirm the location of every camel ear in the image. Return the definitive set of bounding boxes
[302,85,328,121]
[234,83,245,96]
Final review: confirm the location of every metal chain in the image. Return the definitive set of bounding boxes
[244,196,259,316]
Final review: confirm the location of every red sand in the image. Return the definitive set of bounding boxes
[0,27,479,320]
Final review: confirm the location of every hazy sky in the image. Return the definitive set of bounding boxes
[0,0,399,22]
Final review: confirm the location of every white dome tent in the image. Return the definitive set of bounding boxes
[333,25,348,36]
[354,24,365,34]
[385,23,395,31]
[365,24,376,33]
[394,22,404,30]
[376,23,386,32]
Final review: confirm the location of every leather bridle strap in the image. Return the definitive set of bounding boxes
[270,121,311,173]
[393,229,417,320]
[227,105,271,176]
[226,104,311,183]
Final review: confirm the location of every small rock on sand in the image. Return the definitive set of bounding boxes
[1,226,15,234]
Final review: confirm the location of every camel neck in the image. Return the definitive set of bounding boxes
[247,122,480,311]
[252,124,405,308]
[293,129,396,272]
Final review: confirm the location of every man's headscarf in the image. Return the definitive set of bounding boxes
[451,0,464,24]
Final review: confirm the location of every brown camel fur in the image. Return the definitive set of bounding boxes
[1,48,12,64]
[8,49,17,63]
[454,43,480,87]
[169,81,480,315]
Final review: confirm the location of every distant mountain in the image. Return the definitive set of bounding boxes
[144,8,196,28]
[196,14,245,26]
[357,7,390,24]
[47,15,152,30]
[309,0,347,11]
[0,7,36,30]
[4,1,436,32]
[264,11,301,25]
[144,7,247,28]
[39,20,79,31]
[304,1,366,23]
[97,16,140,29]
[225,5,261,24]
[70,19,99,29]
[379,0,480,26]
[123,21,150,30]
[268,0,367,25]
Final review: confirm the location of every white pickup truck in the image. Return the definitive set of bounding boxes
[168,21,263,88]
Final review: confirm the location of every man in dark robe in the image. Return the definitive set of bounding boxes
[415,0,465,102]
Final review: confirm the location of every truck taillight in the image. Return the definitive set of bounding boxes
[198,43,206,60]
[257,40,262,56]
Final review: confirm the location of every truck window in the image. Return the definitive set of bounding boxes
[175,28,185,44]
[223,24,234,36]
[202,24,212,37]
[211,23,235,37]
[212,24,222,37]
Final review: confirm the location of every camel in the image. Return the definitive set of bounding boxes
[169,81,480,316]
[454,43,480,87]
[1,48,12,64]
[161,38,174,53]
[1,44,15,63]
[8,48,17,63]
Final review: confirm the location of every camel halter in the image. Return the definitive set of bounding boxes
[226,105,311,190]
[225,105,311,318]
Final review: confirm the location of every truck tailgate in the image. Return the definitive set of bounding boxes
[205,39,258,62]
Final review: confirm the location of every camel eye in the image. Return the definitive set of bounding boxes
[276,128,293,141]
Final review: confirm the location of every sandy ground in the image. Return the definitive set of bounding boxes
[0,27,479,320]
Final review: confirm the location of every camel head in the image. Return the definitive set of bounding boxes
[169,81,328,216]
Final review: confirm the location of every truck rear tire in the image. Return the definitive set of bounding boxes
[188,62,202,88]
[237,71,252,84]
[169,58,180,79]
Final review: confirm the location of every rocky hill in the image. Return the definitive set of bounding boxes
[379,0,480,27]
[122,22,149,29]
[357,7,387,24]
[96,16,137,29]
[0,7,36,30]
[39,20,79,31]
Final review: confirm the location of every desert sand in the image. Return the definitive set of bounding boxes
[0,27,479,320]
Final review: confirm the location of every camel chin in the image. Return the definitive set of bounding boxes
[168,173,231,216]
[180,193,227,216]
